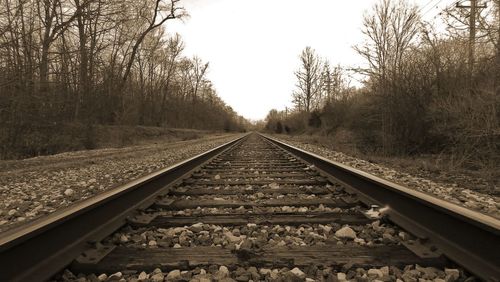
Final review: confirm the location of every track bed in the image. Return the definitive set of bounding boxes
[49,134,474,282]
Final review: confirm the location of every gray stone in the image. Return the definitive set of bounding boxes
[368,269,384,278]
[335,226,357,239]
[137,271,149,281]
[190,222,204,233]
[150,272,164,282]
[108,272,123,280]
[166,269,181,280]
[259,268,272,276]
[7,209,17,216]
[337,272,347,280]
[290,267,306,279]
[444,268,460,281]
[64,189,74,196]
[217,265,230,278]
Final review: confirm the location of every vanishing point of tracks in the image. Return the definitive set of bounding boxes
[0,133,499,282]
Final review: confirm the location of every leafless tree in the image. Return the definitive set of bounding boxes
[0,0,247,159]
[354,0,420,153]
[292,47,322,113]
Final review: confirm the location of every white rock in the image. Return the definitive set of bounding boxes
[138,271,149,281]
[218,265,229,277]
[354,238,366,245]
[150,272,164,282]
[259,268,272,275]
[214,174,221,180]
[398,231,409,240]
[371,220,381,231]
[224,231,242,243]
[190,222,204,231]
[367,269,384,278]
[306,278,315,282]
[166,269,181,280]
[380,266,389,276]
[108,272,122,280]
[337,272,347,280]
[290,267,306,279]
[64,189,74,196]
[270,269,280,279]
[173,243,181,248]
[269,182,279,189]
[119,234,129,243]
[321,225,332,233]
[445,268,460,281]
[335,226,357,239]
[97,274,108,281]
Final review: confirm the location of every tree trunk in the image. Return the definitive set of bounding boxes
[75,0,89,121]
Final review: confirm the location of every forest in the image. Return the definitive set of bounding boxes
[0,0,247,159]
[265,0,499,171]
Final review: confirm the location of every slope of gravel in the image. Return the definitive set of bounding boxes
[0,133,243,231]
[269,134,499,219]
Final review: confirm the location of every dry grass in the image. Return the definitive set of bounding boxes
[274,133,499,196]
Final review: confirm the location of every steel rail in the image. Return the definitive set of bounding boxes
[262,134,500,281]
[0,134,248,282]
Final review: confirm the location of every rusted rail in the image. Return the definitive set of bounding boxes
[0,135,248,282]
[262,134,500,281]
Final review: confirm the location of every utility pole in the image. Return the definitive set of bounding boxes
[456,0,487,89]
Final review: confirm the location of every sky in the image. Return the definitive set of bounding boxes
[167,0,452,121]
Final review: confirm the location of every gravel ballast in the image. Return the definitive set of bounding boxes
[269,135,499,218]
[54,263,469,282]
[0,133,243,231]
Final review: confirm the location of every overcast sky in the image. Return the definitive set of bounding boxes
[167,0,451,121]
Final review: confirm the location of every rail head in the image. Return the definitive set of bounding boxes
[0,133,249,282]
[261,133,500,281]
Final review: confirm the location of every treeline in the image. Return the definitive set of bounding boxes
[266,0,499,169]
[0,0,247,159]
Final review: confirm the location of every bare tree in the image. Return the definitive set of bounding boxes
[321,61,350,103]
[292,47,322,113]
[0,0,246,158]
[191,56,209,102]
[354,0,420,153]
[158,33,184,125]
[354,0,420,81]
[121,0,185,85]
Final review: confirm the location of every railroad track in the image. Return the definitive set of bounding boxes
[0,133,498,282]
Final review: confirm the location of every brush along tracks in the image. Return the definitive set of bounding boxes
[59,135,469,282]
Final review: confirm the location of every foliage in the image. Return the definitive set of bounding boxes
[0,0,247,159]
[263,0,499,170]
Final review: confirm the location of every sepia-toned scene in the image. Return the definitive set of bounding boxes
[0,0,498,281]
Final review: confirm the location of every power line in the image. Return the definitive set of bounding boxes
[426,1,461,21]
[421,0,446,18]
[419,0,441,13]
